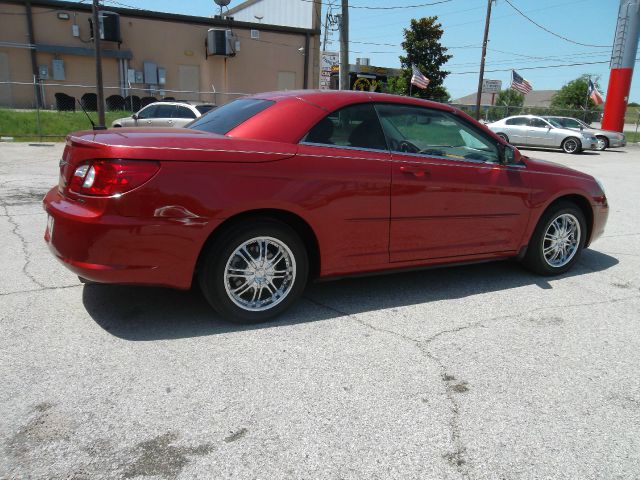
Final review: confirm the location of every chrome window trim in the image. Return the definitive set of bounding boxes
[299,141,389,154]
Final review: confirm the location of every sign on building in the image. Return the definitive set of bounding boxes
[320,51,339,90]
[482,79,502,93]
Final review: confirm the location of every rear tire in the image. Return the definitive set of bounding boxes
[595,135,608,151]
[198,220,308,323]
[561,137,582,154]
[522,201,586,276]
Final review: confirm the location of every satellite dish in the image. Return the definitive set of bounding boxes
[214,0,231,6]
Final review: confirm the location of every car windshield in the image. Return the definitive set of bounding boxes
[546,118,564,128]
[188,99,274,134]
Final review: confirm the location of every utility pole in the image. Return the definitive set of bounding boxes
[474,0,493,120]
[92,0,106,128]
[339,0,349,90]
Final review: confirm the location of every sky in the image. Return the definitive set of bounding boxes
[102,0,639,103]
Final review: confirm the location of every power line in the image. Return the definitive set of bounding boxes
[503,0,611,48]
[295,0,453,10]
[449,59,612,75]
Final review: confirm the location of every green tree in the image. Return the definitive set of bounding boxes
[398,17,452,102]
[487,88,525,120]
[551,75,603,122]
[384,75,408,96]
[496,89,524,108]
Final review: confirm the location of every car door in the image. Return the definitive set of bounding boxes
[172,105,198,127]
[526,117,553,147]
[503,117,529,145]
[134,104,158,127]
[375,104,531,262]
[295,102,392,275]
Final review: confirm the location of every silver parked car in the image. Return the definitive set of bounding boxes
[543,116,626,151]
[111,102,210,128]
[488,115,598,154]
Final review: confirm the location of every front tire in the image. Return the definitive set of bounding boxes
[595,135,608,151]
[199,220,308,323]
[522,202,586,275]
[561,137,582,154]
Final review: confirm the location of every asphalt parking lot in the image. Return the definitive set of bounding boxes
[1,142,639,479]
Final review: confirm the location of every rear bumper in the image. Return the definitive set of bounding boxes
[43,188,216,289]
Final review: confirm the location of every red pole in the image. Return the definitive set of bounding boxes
[603,69,633,131]
[602,0,640,132]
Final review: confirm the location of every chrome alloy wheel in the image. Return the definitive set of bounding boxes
[596,137,607,151]
[542,213,581,268]
[563,138,578,153]
[224,236,296,312]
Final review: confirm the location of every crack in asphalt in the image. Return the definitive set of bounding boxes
[304,294,472,478]
[304,293,640,480]
[1,204,47,289]
[0,284,82,297]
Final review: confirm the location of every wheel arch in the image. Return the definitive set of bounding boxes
[195,208,321,281]
[540,194,594,246]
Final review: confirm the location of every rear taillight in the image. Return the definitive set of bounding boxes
[68,159,160,196]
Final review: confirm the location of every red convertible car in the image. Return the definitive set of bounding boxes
[44,90,608,323]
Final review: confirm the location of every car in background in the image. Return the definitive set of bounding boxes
[488,115,598,154]
[45,91,608,323]
[111,102,210,128]
[543,116,626,151]
[194,104,217,115]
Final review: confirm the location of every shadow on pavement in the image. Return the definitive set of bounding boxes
[83,249,619,341]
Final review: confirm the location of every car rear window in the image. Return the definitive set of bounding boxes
[188,99,274,134]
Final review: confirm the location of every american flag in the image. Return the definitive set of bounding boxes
[511,70,532,94]
[411,65,430,89]
[588,79,604,105]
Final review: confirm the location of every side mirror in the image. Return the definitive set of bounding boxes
[499,144,520,165]
[132,114,138,120]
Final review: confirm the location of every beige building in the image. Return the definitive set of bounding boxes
[453,90,558,107]
[0,0,321,109]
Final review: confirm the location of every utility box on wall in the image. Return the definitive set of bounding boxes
[207,29,235,56]
[143,61,158,85]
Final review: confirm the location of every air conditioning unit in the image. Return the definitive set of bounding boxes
[89,11,121,43]
[207,28,235,56]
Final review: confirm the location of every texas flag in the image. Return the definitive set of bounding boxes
[588,80,604,105]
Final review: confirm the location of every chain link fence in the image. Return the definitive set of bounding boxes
[0,78,247,141]
[1,78,639,142]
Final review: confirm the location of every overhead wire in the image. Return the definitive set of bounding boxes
[502,0,611,48]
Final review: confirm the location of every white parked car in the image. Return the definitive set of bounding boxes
[543,116,626,151]
[488,115,598,154]
[111,102,215,128]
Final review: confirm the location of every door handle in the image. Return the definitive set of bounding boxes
[400,165,430,177]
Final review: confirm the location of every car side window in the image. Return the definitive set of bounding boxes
[564,119,581,128]
[155,104,176,118]
[301,103,388,151]
[529,118,549,128]
[375,104,499,163]
[174,106,197,119]
[505,117,527,126]
[137,105,157,119]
